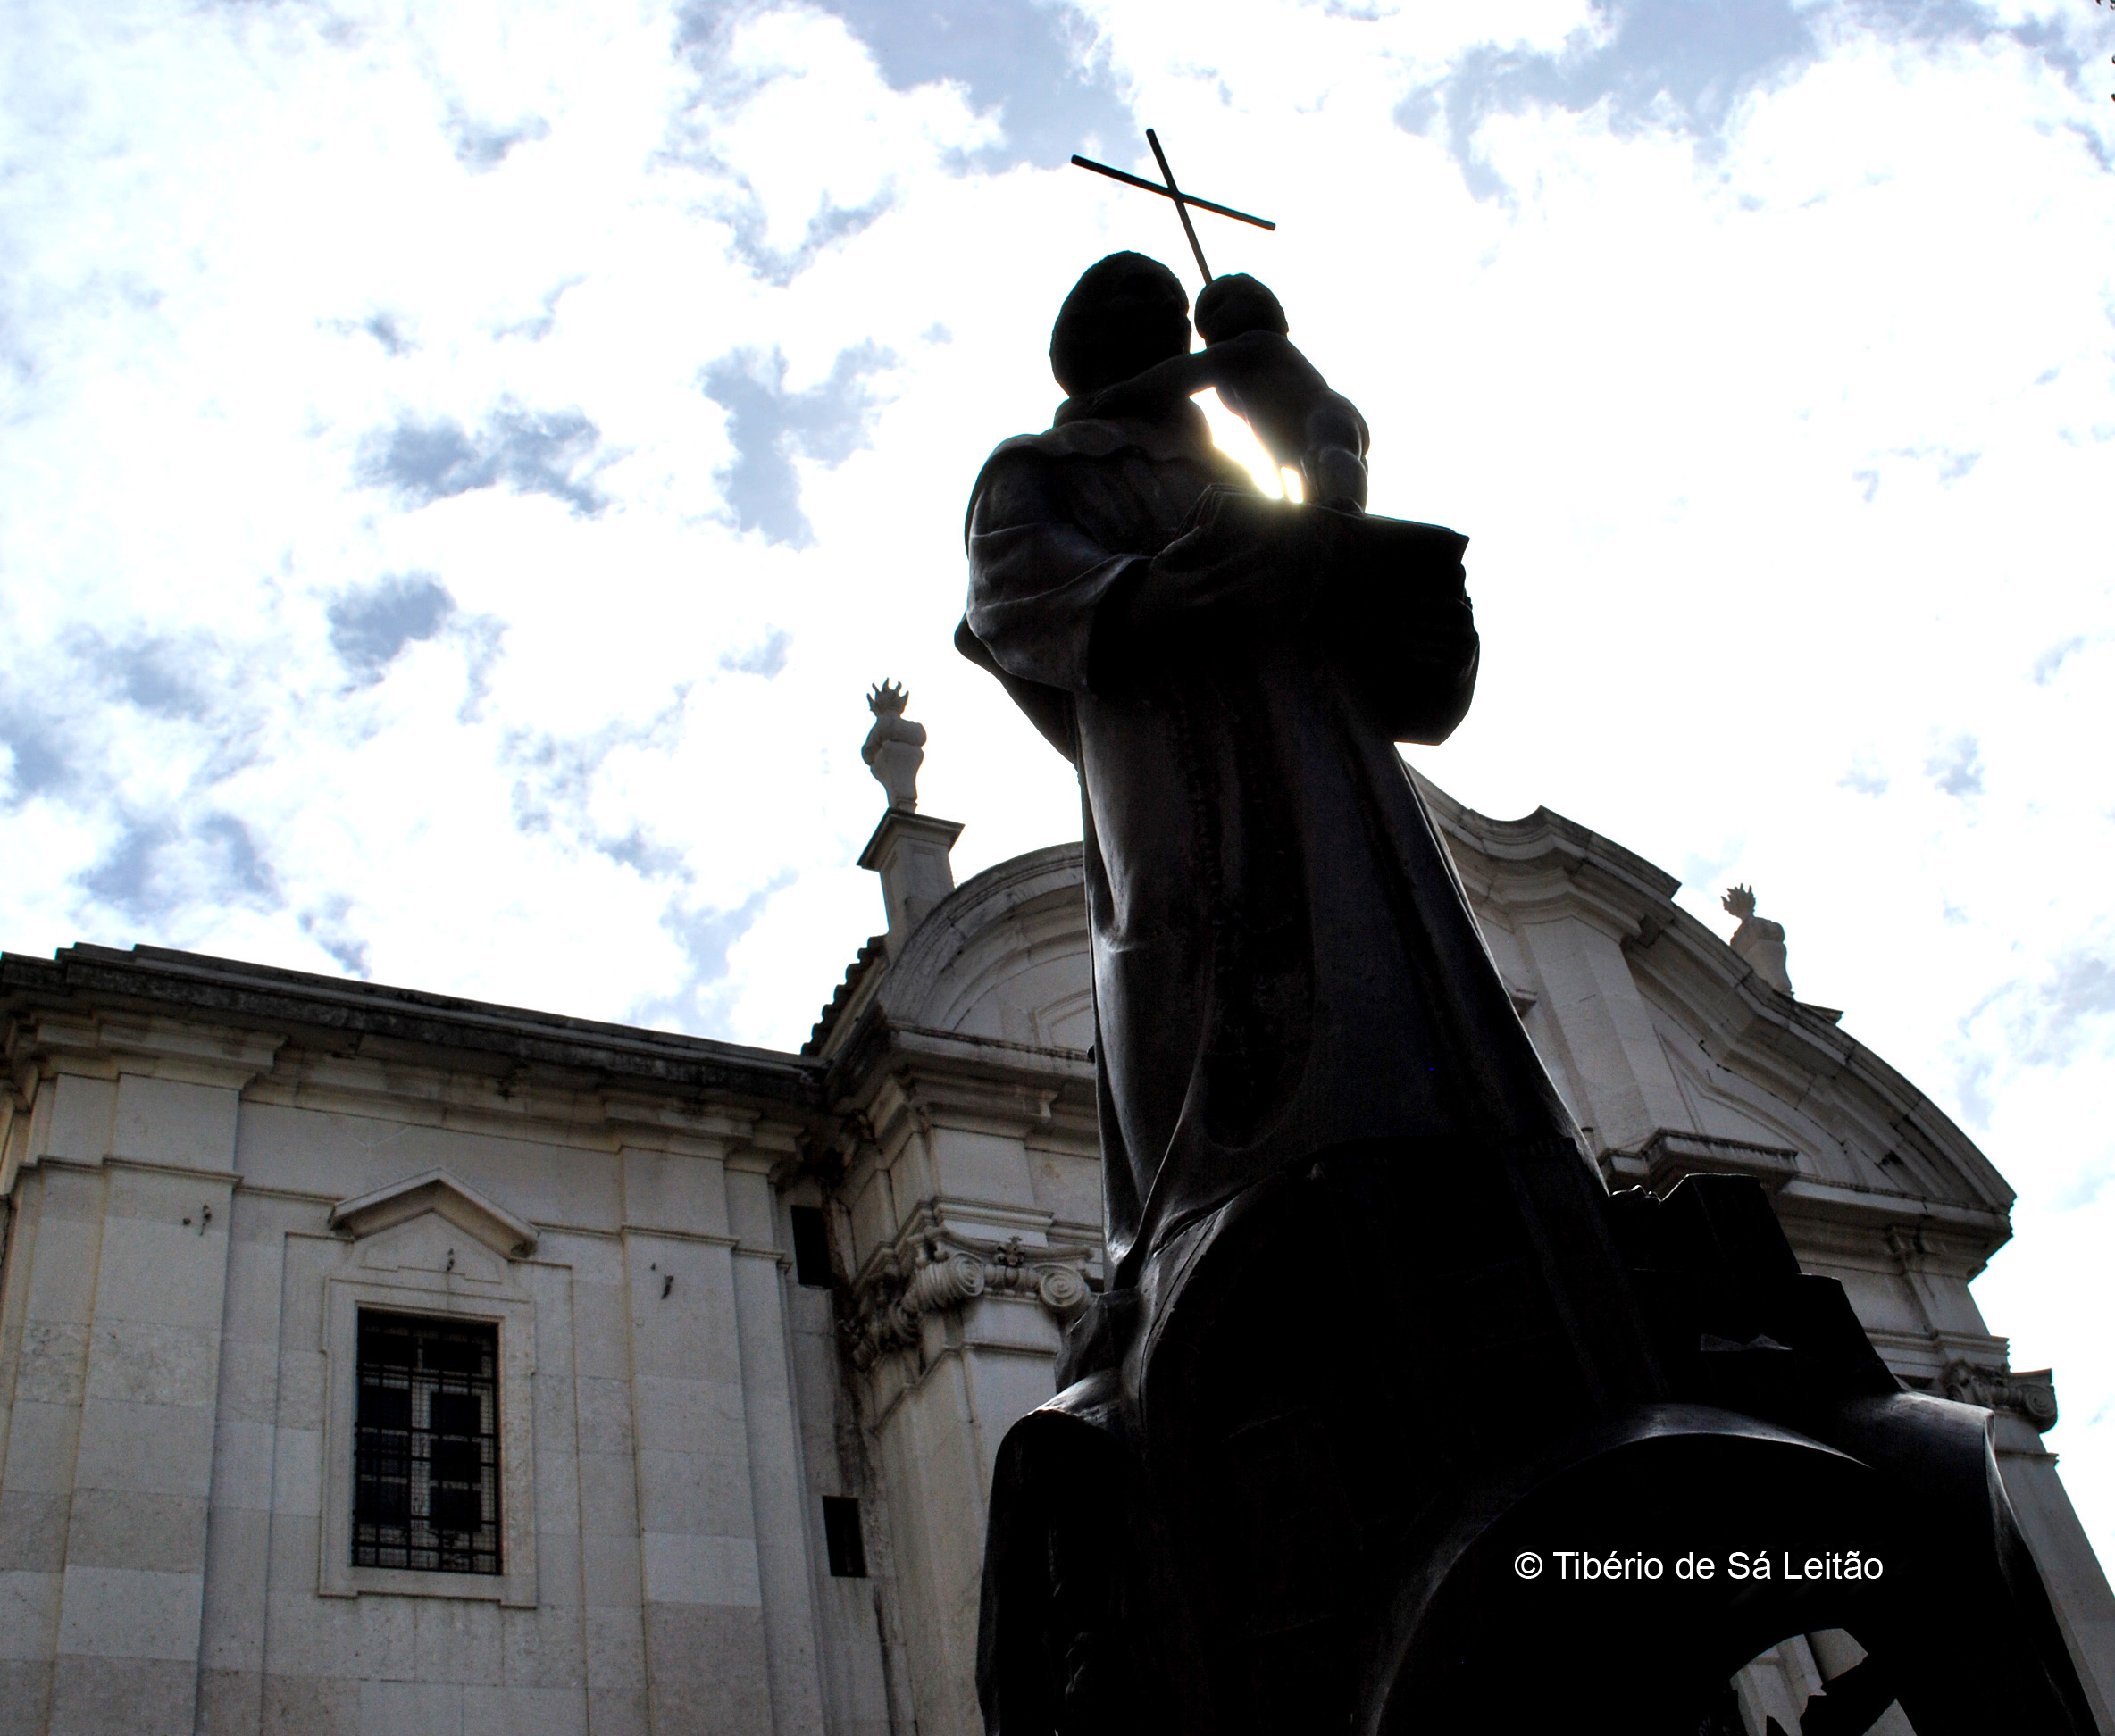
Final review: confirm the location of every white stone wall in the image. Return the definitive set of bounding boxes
[0,995,866,1736]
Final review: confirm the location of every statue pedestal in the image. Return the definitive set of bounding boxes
[860,807,964,956]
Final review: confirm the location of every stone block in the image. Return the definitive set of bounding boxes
[581,1603,648,1707]
[213,1335,282,1424]
[210,1414,278,1512]
[83,1319,222,1409]
[464,1682,590,1736]
[0,1491,67,1573]
[529,1529,582,1612]
[273,1424,323,1518]
[639,1532,761,1607]
[359,1676,463,1736]
[574,1375,635,1457]
[71,1398,215,1498]
[13,1322,90,1405]
[0,1402,80,1496]
[259,1673,359,1736]
[198,1507,272,1670]
[633,1448,755,1539]
[0,1657,54,1735]
[63,1489,208,1573]
[414,1595,504,1685]
[620,1148,728,1239]
[94,1203,233,1331]
[722,1167,777,1250]
[218,1223,293,1342]
[260,1518,332,1677]
[568,1280,630,1373]
[531,1445,582,1540]
[641,1603,773,1736]
[112,1075,239,1170]
[581,1532,643,1610]
[631,1374,745,1451]
[543,1228,618,1282]
[845,1171,898,1274]
[624,1259,742,1386]
[47,1653,196,1736]
[930,1127,1039,1210]
[277,1347,327,1432]
[41,1076,115,1167]
[576,1452,640,1539]
[55,1564,203,1660]
[355,1587,421,1680]
[498,1602,585,1689]
[0,1569,62,1661]
[196,1665,262,1735]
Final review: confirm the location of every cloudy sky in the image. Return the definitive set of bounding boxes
[4,0,2111,1555]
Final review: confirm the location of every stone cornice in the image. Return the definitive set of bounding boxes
[824,1009,1094,1122]
[1,944,822,1111]
[1417,775,2015,1228]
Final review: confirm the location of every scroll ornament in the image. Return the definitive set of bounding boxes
[847,1232,1094,1370]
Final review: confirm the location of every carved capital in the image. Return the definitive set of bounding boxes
[1943,1360,2059,1431]
[844,1231,1095,1371]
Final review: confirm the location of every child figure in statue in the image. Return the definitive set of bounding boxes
[1066,272,1371,512]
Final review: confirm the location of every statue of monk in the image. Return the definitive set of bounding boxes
[959,251,2100,1736]
[957,250,1660,1729]
[957,250,1624,1305]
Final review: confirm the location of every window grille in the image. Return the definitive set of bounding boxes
[353,1311,502,1575]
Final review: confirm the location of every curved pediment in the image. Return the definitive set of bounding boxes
[814,772,2012,1260]
[827,779,2012,1253]
[873,843,1093,1051]
[1412,777,2012,1247]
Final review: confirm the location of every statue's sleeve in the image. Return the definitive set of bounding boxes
[964,451,1144,697]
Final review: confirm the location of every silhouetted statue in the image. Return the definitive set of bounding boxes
[1065,271,1369,510]
[957,252,2095,1736]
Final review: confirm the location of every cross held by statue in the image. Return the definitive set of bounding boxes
[1071,129,1275,288]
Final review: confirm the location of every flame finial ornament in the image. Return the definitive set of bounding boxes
[864,681,927,812]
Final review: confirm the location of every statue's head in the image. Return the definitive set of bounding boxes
[1049,252,1191,396]
[1195,272,1288,344]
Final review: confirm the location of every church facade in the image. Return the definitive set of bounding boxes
[2,767,2111,1736]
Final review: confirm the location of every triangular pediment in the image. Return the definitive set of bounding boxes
[328,1168,539,1259]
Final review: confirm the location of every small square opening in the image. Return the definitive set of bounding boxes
[790,1206,834,1289]
[822,1495,868,1578]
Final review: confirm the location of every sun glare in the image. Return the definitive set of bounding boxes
[1197,388,1283,497]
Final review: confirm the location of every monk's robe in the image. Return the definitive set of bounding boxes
[957,396,1633,1338]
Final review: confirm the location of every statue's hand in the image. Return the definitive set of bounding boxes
[1134,486,1321,635]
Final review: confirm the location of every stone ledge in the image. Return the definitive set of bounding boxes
[2,945,822,1110]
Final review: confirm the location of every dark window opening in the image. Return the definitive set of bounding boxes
[823,1495,868,1578]
[790,1206,834,1289]
[354,1311,501,1575]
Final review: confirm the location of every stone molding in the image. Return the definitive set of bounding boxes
[1944,1360,2059,1432]
[330,1167,539,1259]
[1,942,822,1107]
[1604,1128,1804,1195]
[845,1230,1094,1372]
